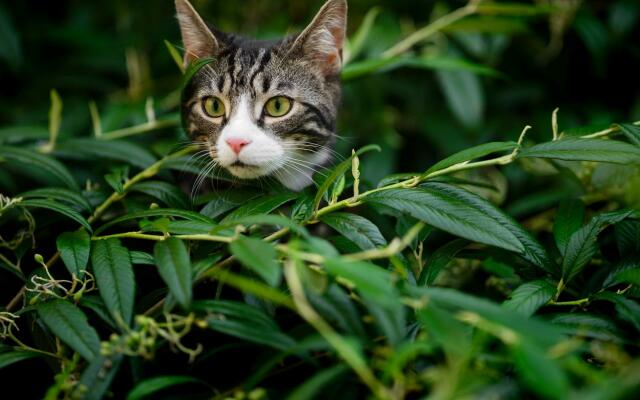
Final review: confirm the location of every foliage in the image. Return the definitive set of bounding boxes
[1,0,640,399]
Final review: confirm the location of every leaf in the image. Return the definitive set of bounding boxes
[511,339,569,400]
[313,144,380,210]
[217,214,308,237]
[418,239,468,286]
[503,280,555,316]
[618,123,640,146]
[199,189,261,219]
[230,236,281,286]
[193,300,295,350]
[418,303,471,358]
[56,230,91,277]
[435,69,484,128]
[285,365,349,400]
[0,126,49,144]
[425,142,517,175]
[127,375,204,400]
[35,299,100,361]
[221,192,298,223]
[594,292,640,332]
[92,239,135,326]
[0,145,78,190]
[553,198,585,256]
[0,351,41,369]
[182,57,215,88]
[320,212,387,250]
[130,181,190,209]
[19,187,92,212]
[104,166,128,194]
[0,7,21,70]
[75,354,123,400]
[154,238,192,310]
[615,219,640,258]
[345,6,380,62]
[54,139,157,169]
[21,199,92,232]
[130,251,155,265]
[519,138,640,164]
[562,210,635,283]
[323,258,398,308]
[94,209,214,235]
[164,39,185,73]
[366,184,525,253]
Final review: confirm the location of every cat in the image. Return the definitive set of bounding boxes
[176,0,347,191]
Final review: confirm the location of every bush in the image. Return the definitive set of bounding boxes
[1,1,640,399]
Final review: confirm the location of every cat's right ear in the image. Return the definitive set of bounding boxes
[175,0,219,66]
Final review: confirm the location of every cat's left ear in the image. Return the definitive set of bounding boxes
[290,0,347,76]
[175,0,219,66]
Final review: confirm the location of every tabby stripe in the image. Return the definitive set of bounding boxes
[301,102,332,130]
[249,50,272,91]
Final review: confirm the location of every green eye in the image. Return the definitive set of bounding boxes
[203,97,225,118]
[265,96,292,117]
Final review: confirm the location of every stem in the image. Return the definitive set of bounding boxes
[579,120,640,140]
[0,252,20,272]
[547,298,589,307]
[98,119,178,141]
[382,1,480,59]
[9,335,62,360]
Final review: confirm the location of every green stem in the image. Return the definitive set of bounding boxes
[9,335,62,360]
[98,119,178,141]
[547,298,589,307]
[578,120,640,140]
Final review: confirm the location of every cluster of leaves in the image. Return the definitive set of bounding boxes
[2,1,640,399]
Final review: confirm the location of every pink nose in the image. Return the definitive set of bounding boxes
[225,138,251,154]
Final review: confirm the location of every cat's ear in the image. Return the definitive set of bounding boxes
[175,0,219,66]
[290,0,348,76]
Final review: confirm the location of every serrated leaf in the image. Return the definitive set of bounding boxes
[0,145,78,190]
[199,189,261,219]
[36,299,100,361]
[553,198,585,256]
[594,292,640,332]
[618,123,640,146]
[21,199,92,232]
[55,139,157,169]
[19,187,92,212]
[221,192,297,223]
[130,181,190,209]
[0,351,41,369]
[503,280,555,316]
[127,375,204,400]
[313,144,380,210]
[425,141,517,175]
[193,300,295,350]
[154,238,192,310]
[92,239,135,326]
[230,236,281,286]
[320,212,386,250]
[418,239,468,286]
[615,219,640,258]
[519,138,640,164]
[562,210,635,283]
[94,209,214,235]
[56,230,91,277]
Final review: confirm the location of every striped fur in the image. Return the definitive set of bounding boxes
[176,0,347,190]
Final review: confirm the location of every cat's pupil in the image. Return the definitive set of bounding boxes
[274,100,281,110]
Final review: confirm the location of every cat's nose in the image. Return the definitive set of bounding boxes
[225,138,251,154]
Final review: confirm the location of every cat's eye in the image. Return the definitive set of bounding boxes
[264,96,292,118]
[202,97,225,118]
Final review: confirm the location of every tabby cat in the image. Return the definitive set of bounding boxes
[176,0,347,191]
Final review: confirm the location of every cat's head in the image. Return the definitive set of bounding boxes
[176,0,347,191]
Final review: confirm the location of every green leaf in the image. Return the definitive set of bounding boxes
[130,251,155,265]
[0,126,49,144]
[418,239,468,286]
[511,339,569,400]
[21,199,92,232]
[435,69,484,128]
[75,354,123,400]
[94,209,214,235]
[199,188,261,219]
[56,230,91,277]
[92,239,135,326]
[127,375,204,400]
[182,57,215,88]
[230,236,281,286]
[285,365,349,400]
[562,210,635,283]
[130,181,190,209]
[20,187,92,212]
[615,219,640,258]
[0,145,78,190]
[366,183,526,253]
[618,123,640,146]
[418,303,471,358]
[425,141,517,175]
[55,139,157,169]
[320,212,387,250]
[519,138,640,164]
[104,166,128,194]
[313,144,380,210]
[153,238,192,310]
[553,198,585,256]
[346,6,380,63]
[594,292,640,332]
[503,280,555,316]
[0,351,41,369]
[217,214,308,237]
[193,300,295,350]
[35,299,100,361]
[164,39,185,73]
[221,192,298,223]
[323,258,398,308]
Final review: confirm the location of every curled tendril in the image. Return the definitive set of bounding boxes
[0,311,19,339]
[26,265,96,304]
